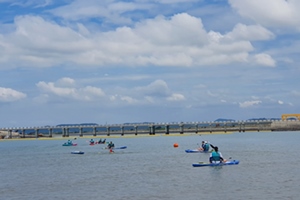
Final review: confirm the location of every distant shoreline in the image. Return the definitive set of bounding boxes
[0,131,236,141]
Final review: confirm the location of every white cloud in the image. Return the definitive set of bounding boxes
[254,53,276,67]
[135,79,170,97]
[0,13,273,69]
[8,0,52,8]
[0,87,27,102]
[120,95,138,104]
[48,0,150,24]
[278,100,284,105]
[229,0,300,30]
[239,100,262,108]
[225,23,274,41]
[36,77,105,101]
[157,0,198,3]
[166,93,185,101]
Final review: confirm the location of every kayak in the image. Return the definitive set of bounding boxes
[62,143,77,146]
[192,160,239,167]
[185,149,212,153]
[115,146,127,149]
[71,151,84,154]
[104,146,127,150]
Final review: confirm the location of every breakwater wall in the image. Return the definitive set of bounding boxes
[1,120,300,139]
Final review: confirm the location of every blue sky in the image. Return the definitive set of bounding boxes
[0,0,299,127]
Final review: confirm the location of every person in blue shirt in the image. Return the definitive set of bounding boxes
[209,146,225,163]
[67,140,72,145]
[107,141,115,153]
[90,139,95,144]
[203,141,210,152]
[199,141,210,152]
[107,141,115,149]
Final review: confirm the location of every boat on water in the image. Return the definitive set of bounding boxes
[104,146,127,150]
[185,149,212,153]
[71,151,84,154]
[192,160,239,167]
[62,143,77,146]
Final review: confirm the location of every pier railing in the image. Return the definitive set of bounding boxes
[1,120,300,139]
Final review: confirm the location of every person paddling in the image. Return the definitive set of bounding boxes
[90,138,95,145]
[107,141,115,153]
[209,146,225,163]
[199,141,210,152]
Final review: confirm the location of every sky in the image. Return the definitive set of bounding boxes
[0,0,299,128]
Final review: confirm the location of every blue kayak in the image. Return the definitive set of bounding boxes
[62,143,77,146]
[185,149,212,153]
[71,151,84,154]
[192,160,239,167]
[104,146,127,150]
[114,146,127,149]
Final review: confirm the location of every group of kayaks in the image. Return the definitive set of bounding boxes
[62,139,127,155]
[63,139,239,167]
[185,144,240,167]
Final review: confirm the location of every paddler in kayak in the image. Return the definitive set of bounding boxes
[209,146,225,163]
[67,140,73,145]
[90,138,95,145]
[107,141,115,153]
[199,141,210,152]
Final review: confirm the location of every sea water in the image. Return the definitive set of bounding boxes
[0,131,299,200]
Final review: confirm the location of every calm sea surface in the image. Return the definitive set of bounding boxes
[1,131,300,200]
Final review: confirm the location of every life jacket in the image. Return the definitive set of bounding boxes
[211,151,221,161]
[203,143,210,151]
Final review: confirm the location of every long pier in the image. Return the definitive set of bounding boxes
[1,120,300,139]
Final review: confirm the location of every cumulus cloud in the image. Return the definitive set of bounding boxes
[120,95,138,104]
[134,79,185,102]
[166,93,185,101]
[0,87,27,102]
[229,0,300,30]
[254,53,276,67]
[278,100,284,104]
[225,23,274,41]
[239,100,262,108]
[135,79,170,97]
[0,12,273,69]
[36,77,105,101]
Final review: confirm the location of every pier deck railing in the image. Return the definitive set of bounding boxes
[1,120,300,139]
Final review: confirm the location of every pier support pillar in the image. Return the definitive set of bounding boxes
[179,123,184,134]
[49,128,53,137]
[93,127,97,136]
[121,126,124,136]
[9,130,12,139]
[149,125,155,135]
[165,125,169,135]
[22,129,25,138]
[35,129,39,138]
[106,127,110,136]
[134,126,138,135]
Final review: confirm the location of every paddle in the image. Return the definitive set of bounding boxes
[224,157,232,162]
[209,143,216,150]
